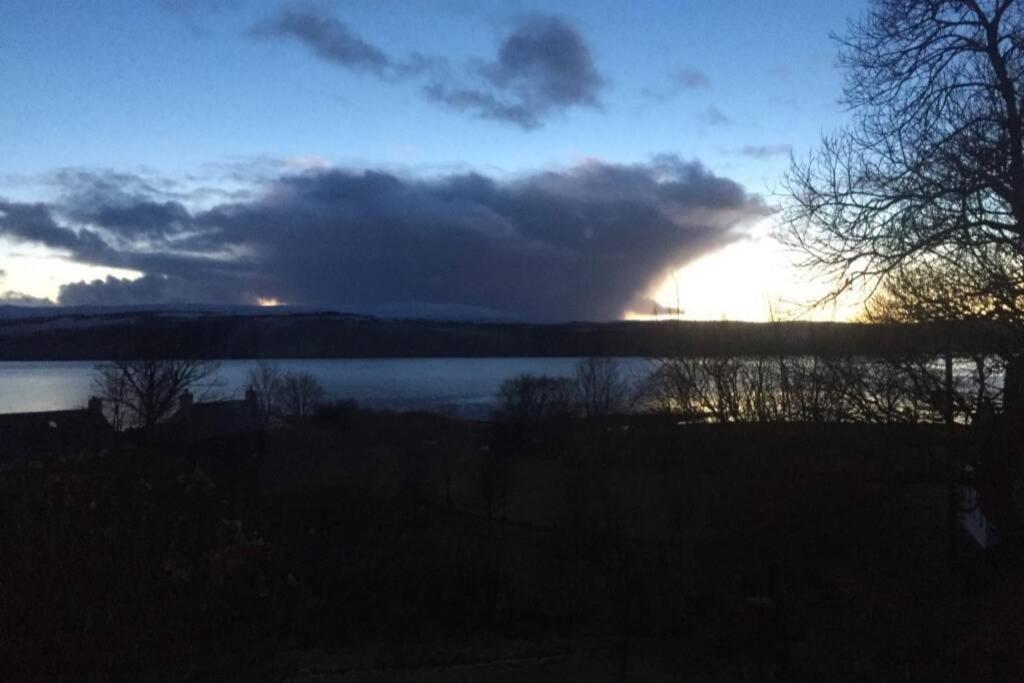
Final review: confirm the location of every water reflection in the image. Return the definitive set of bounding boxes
[0,356,1005,422]
[0,358,651,418]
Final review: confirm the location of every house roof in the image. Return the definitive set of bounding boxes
[0,407,112,457]
[167,397,263,441]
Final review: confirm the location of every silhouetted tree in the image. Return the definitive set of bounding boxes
[495,374,574,419]
[277,372,325,417]
[783,0,1024,556]
[93,358,219,430]
[246,361,283,422]
[783,0,1024,382]
[642,354,950,424]
[573,357,630,417]
[862,264,1009,419]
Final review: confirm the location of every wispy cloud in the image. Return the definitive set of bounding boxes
[698,105,731,126]
[249,6,394,76]
[249,6,605,129]
[641,66,710,102]
[157,0,241,35]
[158,0,239,13]
[425,14,605,129]
[739,144,792,159]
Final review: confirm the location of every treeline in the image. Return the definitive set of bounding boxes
[499,354,1007,425]
[641,354,1004,424]
[0,312,1017,360]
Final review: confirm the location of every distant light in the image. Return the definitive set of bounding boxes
[256,297,282,307]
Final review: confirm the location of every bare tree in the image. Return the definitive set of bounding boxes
[640,353,963,424]
[782,3,1024,558]
[93,364,131,432]
[782,0,1024,358]
[573,357,630,417]
[277,372,325,418]
[641,357,744,421]
[642,357,753,422]
[246,361,282,421]
[93,358,220,430]
[860,265,1011,420]
[496,374,574,420]
[862,262,1007,327]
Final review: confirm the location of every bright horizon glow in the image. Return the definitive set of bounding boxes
[0,225,866,321]
[0,240,143,303]
[642,220,861,322]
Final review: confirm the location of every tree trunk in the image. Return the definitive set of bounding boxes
[1005,354,1023,416]
[978,354,1024,564]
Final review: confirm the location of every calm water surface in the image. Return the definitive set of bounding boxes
[0,358,651,418]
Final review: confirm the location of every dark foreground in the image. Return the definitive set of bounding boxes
[1,412,1021,681]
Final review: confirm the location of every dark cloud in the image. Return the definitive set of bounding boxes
[0,292,55,306]
[0,291,55,306]
[249,6,393,76]
[7,158,765,320]
[69,199,193,239]
[699,105,731,126]
[739,144,792,159]
[58,274,190,307]
[0,189,249,301]
[0,200,111,258]
[426,14,604,128]
[249,7,604,129]
[50,166,247,223]
[641,66,710,102]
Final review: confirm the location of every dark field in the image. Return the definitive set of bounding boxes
[2,411,1021,681]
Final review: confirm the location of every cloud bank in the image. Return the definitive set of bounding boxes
[0,157,766,320]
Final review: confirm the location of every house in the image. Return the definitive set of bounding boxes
[960,481,998,549]
[166,388,265,442]
[0,397,113,463]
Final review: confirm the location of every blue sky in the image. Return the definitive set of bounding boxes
[0,0,866,320]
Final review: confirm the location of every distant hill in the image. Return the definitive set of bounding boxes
[0,302,520,323]
[0,306,1014,360]
[0,304,341,320]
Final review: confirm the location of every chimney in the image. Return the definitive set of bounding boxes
[178,391,194,414]
[245,386,259,416]
[87,396,103,416]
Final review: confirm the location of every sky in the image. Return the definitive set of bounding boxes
[0,0,866,321]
